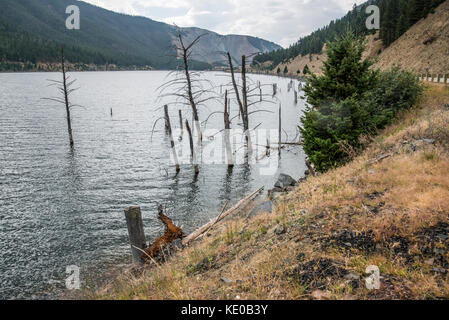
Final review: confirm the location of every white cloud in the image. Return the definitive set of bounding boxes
[82,0,367,47]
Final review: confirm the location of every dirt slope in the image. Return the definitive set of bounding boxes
[373,0,449,74]
[273,0,449,77]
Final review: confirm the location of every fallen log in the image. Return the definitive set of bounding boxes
[272,142,303,146]
[368,153,392,165]
[182,187,264,246]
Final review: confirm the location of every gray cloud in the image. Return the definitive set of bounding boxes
[83,0,367,47]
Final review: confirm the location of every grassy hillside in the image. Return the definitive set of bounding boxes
[83,84,449,300]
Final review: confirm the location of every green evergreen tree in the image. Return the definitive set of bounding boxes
[300,31,378,171]
[303,64,310,75]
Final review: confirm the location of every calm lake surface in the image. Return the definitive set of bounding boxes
[0,71,307,299]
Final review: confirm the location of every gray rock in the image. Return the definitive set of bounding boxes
[274,174,297,189]
[436,234,448,241]
[421,138,436,145]
[221,277,233,284]
[344,272,360,281]
[298,176,307,184]
[346,178,355,185]
[248,201,273,218]
[432,267,447,274]
[274,225,286,235]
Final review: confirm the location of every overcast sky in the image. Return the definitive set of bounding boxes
[82,0,367,47]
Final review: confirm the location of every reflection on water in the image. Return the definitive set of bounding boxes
[0,71,307,299]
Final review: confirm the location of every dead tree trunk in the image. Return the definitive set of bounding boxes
[61,47,74,147]
[224,90,234,168]
[241,55,253,159]
[178,109,183,140]
[179,34,202,145]
[227,52,245,127]
[164,105,180,173]
[185,120,199,174]
[178,110,183,130]
[241,55,249,132]
[278,103,282,157]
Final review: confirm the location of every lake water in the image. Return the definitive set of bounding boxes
[0,71,307,299]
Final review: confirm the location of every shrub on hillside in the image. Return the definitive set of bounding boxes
[300,32,422,172]
[361,67,423,130]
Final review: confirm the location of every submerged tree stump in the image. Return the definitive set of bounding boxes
[144,204,184,261]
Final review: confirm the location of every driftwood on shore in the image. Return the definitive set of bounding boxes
[182,187,264,246]
[125,188,264,263]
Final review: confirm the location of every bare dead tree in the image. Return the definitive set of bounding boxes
[154,28,219,175]
[164,105,180,173]
[278,103,282,157]
[223,90,233,168]
[226,52,245,129]
[43,47,81,147]
[185,119,199,174]
[221,52,281,163]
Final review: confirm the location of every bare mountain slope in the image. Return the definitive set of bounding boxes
[270,0,449,77]
[178,27,281,66]
[373,0,449,74]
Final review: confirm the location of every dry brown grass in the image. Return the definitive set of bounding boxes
[85,85,449,300]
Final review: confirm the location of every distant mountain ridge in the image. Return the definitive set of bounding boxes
[0,0,281,70]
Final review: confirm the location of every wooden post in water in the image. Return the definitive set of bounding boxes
[124,206,146,265]
[164,105,180,173]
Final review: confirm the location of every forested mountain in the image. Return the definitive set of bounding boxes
[252,0,447,69]
[0,0,281,71]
